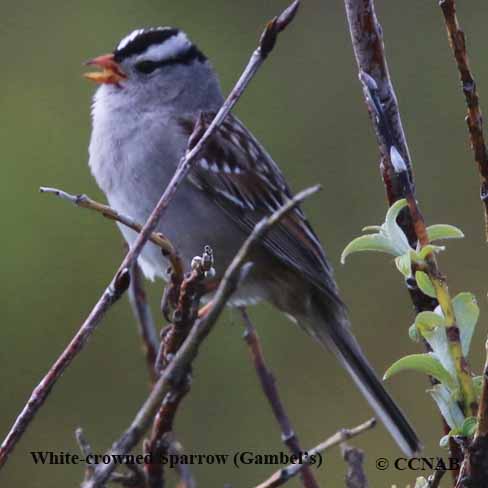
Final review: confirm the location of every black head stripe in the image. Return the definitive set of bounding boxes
[113,27,207,66]
[114,28,180,62]
[169,44,207,65]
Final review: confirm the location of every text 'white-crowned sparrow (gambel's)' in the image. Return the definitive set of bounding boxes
[85,27,421,455]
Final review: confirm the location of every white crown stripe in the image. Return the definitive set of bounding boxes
[117,29,145,51]
[116,28,192,62]
[140,32,192,62]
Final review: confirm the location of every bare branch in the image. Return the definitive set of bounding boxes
[436,4,488,480]
[253,419,376,488]
[0,0,301,469]
[39,187,182,275]
[76,428,95,483]
[80,185,320,488]
[241,309,319,488]
[438,0,488,239]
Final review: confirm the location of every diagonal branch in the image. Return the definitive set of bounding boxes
[252,418,376,488]
[241,309,319,488]
[0,0,301,469]
[438,0,488,240]
[39,187,182,276]
[81,185,321,488]
[41,190,164,385]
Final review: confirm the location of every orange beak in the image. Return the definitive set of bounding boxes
[84,54,127,84]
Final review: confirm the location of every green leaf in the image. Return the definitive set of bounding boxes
[414,311,446,335]
[395,252,412,277]
[452,292,479,357]
[427,224,464,242]
[461,416,478,437]
[340,234,396,264]
[430,384,465,430]
[385,199,411,255]
[415,271,436,298]
[414,311,457,384]
[384,353,456,390]
[416,244,446,261]
[409,323,420,342]
[439,435,450,448]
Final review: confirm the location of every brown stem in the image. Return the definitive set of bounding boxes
[253,419,376,488]
[145,250,211,488]
[438,0,488,240]
[436,3,488,484]
[241,309,319,488]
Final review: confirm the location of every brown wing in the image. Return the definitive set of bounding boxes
[181,112,338,297]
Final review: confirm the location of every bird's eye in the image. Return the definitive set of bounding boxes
[135,60,159,74]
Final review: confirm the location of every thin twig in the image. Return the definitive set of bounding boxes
[77,428,147,487]
[437,4,488,481]
[76,428,95,483]
[253,418,376,488]
[438,0,488,239]
[128,261,159,385]
[81,185,320,488]
[241,309,319,488]
[168,438,196,488]
[0,0,300,469]
[39,186,182,276]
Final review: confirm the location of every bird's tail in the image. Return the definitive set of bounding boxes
[300,288,421,457]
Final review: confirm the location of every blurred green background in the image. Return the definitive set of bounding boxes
[1,1,487,486]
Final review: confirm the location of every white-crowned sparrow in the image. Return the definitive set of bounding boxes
[85,27,420,455]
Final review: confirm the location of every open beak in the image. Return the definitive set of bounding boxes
[84,53,127,84]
